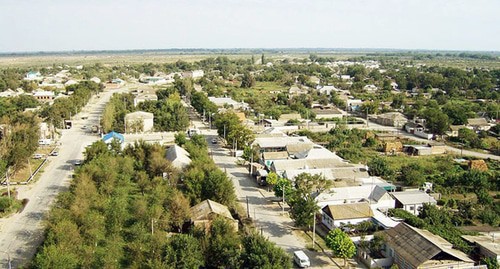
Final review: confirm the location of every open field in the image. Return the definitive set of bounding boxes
[1,50,497,68]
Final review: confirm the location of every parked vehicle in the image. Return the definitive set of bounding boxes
[38,139,52,146]
[50,151,59,156]
[33,153,44,159]
[211,138,218,144]
[293,251,310,268]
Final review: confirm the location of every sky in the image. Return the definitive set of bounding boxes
[0,0,499,53]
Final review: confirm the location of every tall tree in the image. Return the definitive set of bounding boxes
[325,228,356,266]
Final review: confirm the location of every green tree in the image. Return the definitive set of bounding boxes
[206,217,242,268]
[241,72,256,88]
[368,157,394,178]
[241,232,292,269]
[325,228,356,266]
[423,108,449,135]
[164,234,204,269]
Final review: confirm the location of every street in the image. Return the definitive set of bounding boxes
[191,117,340,268]
[0,86,127,267]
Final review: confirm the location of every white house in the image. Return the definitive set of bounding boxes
[134,93,158,107]
[390,190,437,215]
[124,111,154,133]
[166,145,192,170]
[183,70,204,79]
[315,185,396,210]
[33,90,55,103]
[208,97,249,110]
[25,71,42,80]
[321,202,374,230]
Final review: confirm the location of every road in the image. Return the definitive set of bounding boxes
[190,118,340,268]
[0,86,126,268]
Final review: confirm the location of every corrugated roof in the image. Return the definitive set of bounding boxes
[125,111,154,120]
[467,118,489,126]
[390,191,437,205]
[273,158,346,173]
[384,223,473,268]
[252,136,312,148]
[166,145,191,170]
[262,151,289,160]
[190,199,234,221]
[322,202,373,220]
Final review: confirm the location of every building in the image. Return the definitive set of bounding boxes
[403,144,446,156]
[318,85,338,95]
[165,144,192,170]
[313,107,345,119]
[321,203,374,230]
[467,118,491,132]
[383,223,477,269]
[134,93,158,107]
[391,191,437,215]
[183,70,204,79]
[102,131,124,144]
[124,111,154,133]
[405,122,433,139]
[208,97,249,110]
[33,90,55,103]
[315,185,395,210]
[447,125,465,138]
[190,199,238,231]
[462,233,500,263]
[25,71,42,80]
[372,112,408,127]
[252,136,313,153]
[90,77,101,84]
[289,85,308,96]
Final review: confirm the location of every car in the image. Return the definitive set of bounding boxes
[50,151,59,156]
[81,126,87,130]
[33,153,44,159]
[74,160,82,166]
[211,138,218,144]
[293,251,310,268]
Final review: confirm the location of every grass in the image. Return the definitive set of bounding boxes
[8,158,45,183]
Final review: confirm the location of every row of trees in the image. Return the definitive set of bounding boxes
[34,136,290,268]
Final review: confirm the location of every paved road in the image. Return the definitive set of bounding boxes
[0,86,126,267]
[190,119,339,268]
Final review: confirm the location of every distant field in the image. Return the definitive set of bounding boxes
[0,50,497,69]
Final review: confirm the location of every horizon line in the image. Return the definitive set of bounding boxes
[1,47,499,56]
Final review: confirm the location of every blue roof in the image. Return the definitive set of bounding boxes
[102,131,124,143]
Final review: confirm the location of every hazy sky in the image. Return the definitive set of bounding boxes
[0,0,499,52]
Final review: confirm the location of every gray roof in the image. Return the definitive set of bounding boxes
[125,111,154,120]
[391,191,437,205]
[322,202,373,220]
[166,145,191,170]
[190,199,234,221]
[384,223,473,268]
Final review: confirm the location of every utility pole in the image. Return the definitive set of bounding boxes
[312,213,316,248]
[282,185,285,215]
[6,168,10,199]
[246,196,250,219]
[249,144,253,175]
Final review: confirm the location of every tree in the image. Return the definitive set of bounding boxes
[288,173,331,229]
[368,157,393,178]
[423,108,449,135]
[241,72,256,88]
[399,163,424,186]
[164,234,204,269]
[241,232,292,269]
[266,172,279,188]
[205,217,242,268]
[325,228,356,266]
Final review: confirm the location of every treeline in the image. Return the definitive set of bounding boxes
[33,137,290,268]
[101,89,189,133]
[39,81,101,128]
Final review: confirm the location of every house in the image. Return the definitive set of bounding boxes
[0,89,18,98]
[347,99,363,111]
[318,85,338,96]
[391,191,437,215]
[309,76,321,85]
[139,76,169,85]
[165,144,192,170]
[403,144,446,156]
[447,125,465,137]
[289,85,308,96]
[190,199,238,231]
[405,122,433,139]
[372,112,408,127]
[124,111,154,133]
[383,223,477,269]
[383,141,403,153]
[364,84,378,92]
[340,75,351,80]
[208,97,249,110]
[315,185,395,210]
[183,70,204,79]
[261,151,289,168]
[462,233,500,263]
[90,77,101,84]
[279,113,302,122]
[33,90,55,103]
[64,79,78,87]
[102,131,125,144]
[25,71,42,80]
[134,93,158,107]
[252,136,313,153]
[321,203,374,230]
[467,118,491,132]
[272,158,346,176]
[313,107,345,119]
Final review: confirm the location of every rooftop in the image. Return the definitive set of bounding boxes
[391,190,437,205]
[322,202,374,220]
[190,199,234,221]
